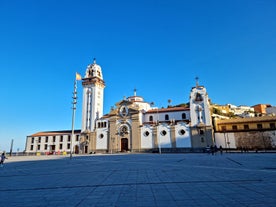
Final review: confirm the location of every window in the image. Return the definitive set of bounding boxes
[160,130,167,136]
[53,136,56,142]
[76,135,79,141]
[179,129,185,135]
[201,137,204,143]
[144,131,150,137]
[30,145,33,150]
[257,124,262,129]
[165,114,169,121]
[44,144,47,150]
[31,138,34,143]
[244,125,249,130]
[98,122,101,128]
[120,126,128,134]
[37,145,40,150]
[270,123,275,129]
[104,122,107,128]
[232,125,238,131]
[182,113,186,119]
[67,143,70,150]
[199,130,204,135]
[149,116,153,122]
[59,144,63,150]
[38,137,41,143]
[45,136,48,143]
[60,136,63,142]
[68,135,71,142]
[195,93,203,102]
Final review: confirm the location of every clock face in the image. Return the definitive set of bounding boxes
[119,105,128,117]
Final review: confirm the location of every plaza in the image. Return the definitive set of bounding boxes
[0,153,275,207]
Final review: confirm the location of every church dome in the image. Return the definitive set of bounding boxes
[85,58,103,79]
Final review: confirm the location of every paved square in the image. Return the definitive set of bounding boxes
[0,153,276,207]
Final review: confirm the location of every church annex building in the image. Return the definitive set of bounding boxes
[25,60,276,154]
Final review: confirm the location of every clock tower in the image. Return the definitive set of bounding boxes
[81,58,105,132]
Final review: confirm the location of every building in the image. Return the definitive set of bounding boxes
[25,59,214,154]
[252,104,271,115]
[213,116,276,150]
[227,104,255,118]
[266,106,276,116]
[25,59,276,154]
[25,130,81,155]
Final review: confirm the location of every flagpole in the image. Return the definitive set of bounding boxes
[70,79,78,159]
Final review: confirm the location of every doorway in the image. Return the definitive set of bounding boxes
[74,145,79,154]
[121,138,128,152]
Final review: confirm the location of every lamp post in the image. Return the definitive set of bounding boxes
[223,129,227,152]
[70,74,80,159]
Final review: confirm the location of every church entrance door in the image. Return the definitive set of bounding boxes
[121,138,128,152]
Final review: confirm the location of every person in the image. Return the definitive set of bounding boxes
[210,145,214,155]
[214,145,218,155]
[219,145,223,155]
[0,153,7,167]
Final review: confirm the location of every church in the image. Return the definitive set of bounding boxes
[25,59,214,155]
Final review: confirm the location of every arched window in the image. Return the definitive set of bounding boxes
[182,113,186,119]
[149,116,153,122]
[98,122,101,128]
[165,114,169,121]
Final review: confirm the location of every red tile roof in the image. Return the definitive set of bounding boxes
[28,130,81,137]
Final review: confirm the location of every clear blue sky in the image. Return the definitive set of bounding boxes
[0,0,275,152]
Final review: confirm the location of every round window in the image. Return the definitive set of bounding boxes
[178,129,186,136]
[144,131,150,137]
[160,130,167,136]
[99,134,104,139]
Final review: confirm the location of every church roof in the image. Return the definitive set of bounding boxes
[147,107,190,114]
[28,130,81,137]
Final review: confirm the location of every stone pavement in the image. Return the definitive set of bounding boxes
[0,153,276,207]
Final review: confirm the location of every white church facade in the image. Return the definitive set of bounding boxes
[25,59,214,154]
[78,60,213,154]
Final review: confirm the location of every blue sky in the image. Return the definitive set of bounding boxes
[0,0,275,152]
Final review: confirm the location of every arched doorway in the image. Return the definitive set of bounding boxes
[121,138,128,152]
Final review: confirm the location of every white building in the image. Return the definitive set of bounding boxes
[25,59,214,154]
[266,106,276,116]
[25,130,81,155]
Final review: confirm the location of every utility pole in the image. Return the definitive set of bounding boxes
[10,139,14,156]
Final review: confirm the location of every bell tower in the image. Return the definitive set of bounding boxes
[81,58,105,132]
[189,77,213,148]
